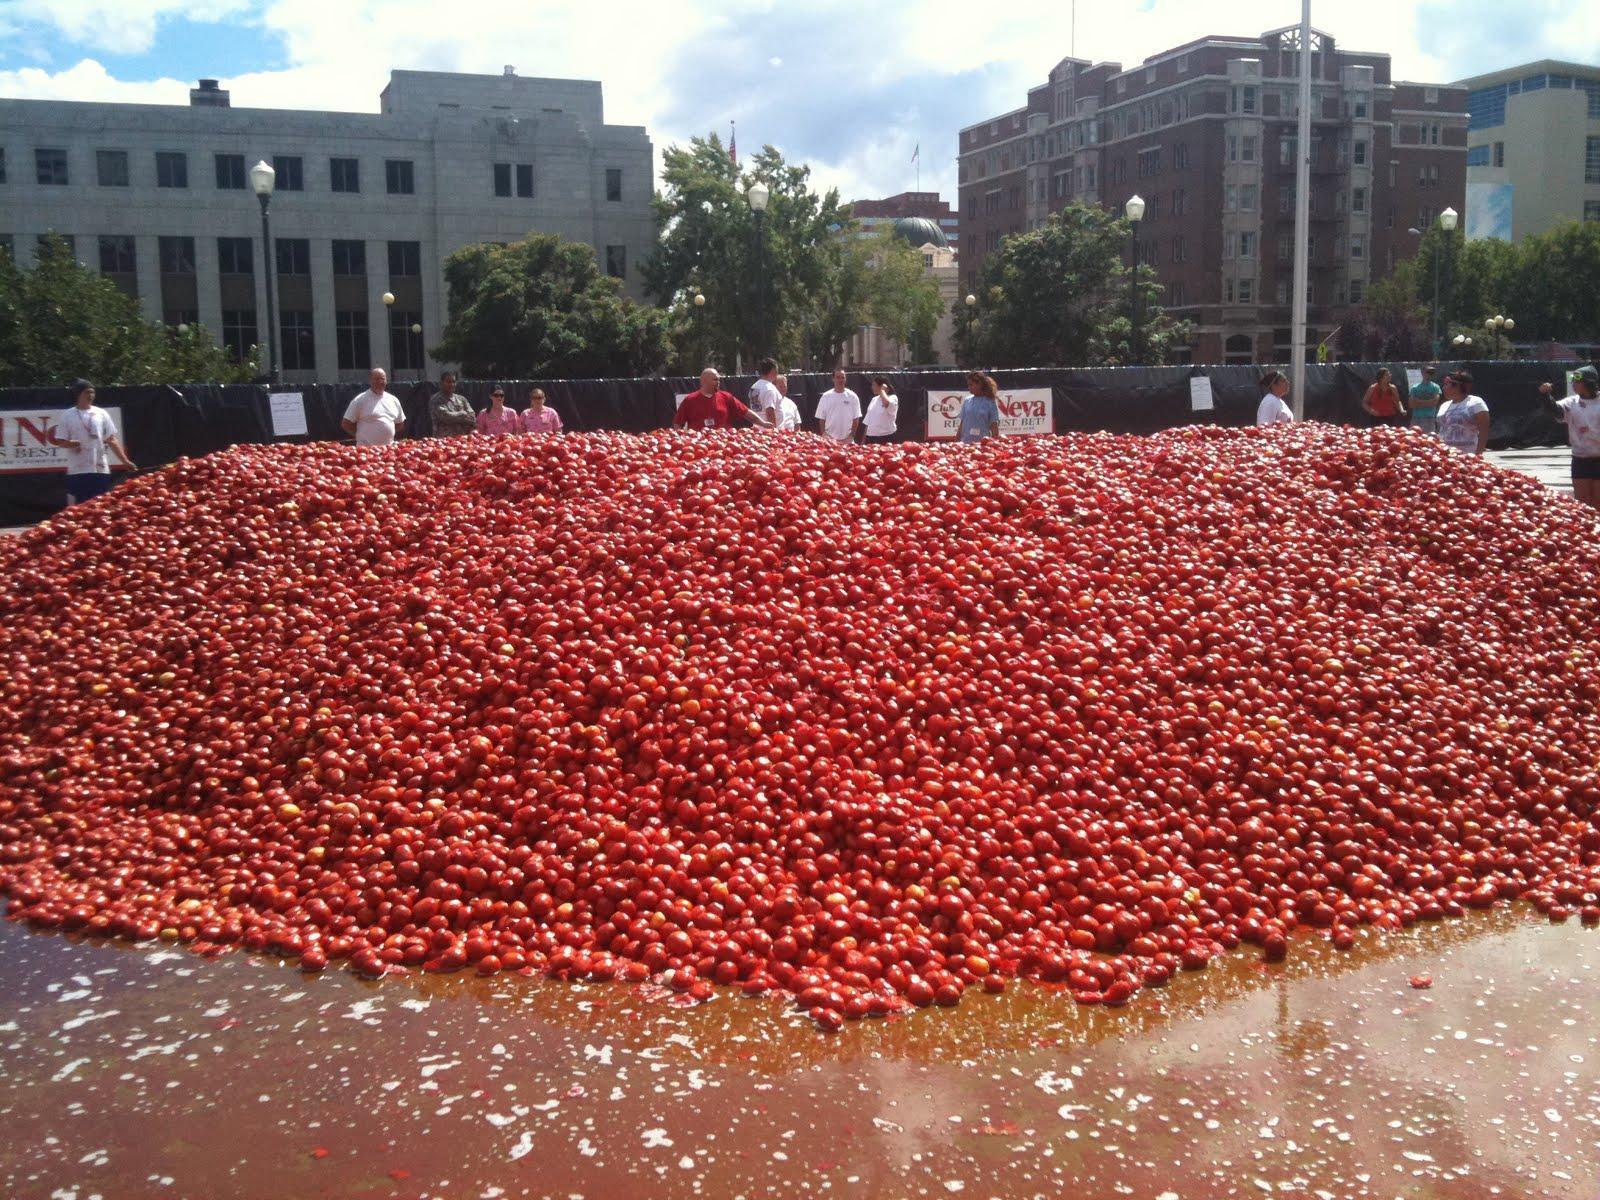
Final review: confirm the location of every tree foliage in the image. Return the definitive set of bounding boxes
[950,205,1190,367]
[860,231,945,364]
[433,234,670,378]
[0,237,256,387]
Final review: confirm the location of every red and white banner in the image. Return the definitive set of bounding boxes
[927,388,1052,439]
[0,408,126,473]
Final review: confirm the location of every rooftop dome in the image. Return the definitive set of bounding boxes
[891,215,947,249]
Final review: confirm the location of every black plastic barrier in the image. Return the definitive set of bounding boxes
[1,361,1585,527]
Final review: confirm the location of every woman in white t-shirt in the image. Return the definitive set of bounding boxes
[1435,369,1490,456]
[1256,371,1294,426]
[863,376,898,444]
[48,379,136,505]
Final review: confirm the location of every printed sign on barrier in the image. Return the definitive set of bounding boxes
[927,388,1052,439]
[0,408,126,473]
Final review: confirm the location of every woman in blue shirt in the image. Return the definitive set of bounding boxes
[958,372,1001,443]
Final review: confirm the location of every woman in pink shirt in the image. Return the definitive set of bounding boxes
[476,386,522,435]
[521,387,563,434]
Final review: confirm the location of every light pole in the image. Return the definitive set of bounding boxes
[1431,206,1458,359]
[1124,194,1146,365]
[747,182,770,359]
[1484,313,1514,357]
[249,159,279,383]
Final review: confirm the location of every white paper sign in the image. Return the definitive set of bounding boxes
[269,392,308,438]
[1189,376,1214,412]
[927,388,1052,439]
[1405,368,1424,392]
[0,407,126,473]
[674,392,694,412]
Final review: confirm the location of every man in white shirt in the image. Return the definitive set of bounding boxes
[1256,371,1294,426]
[1540,364,1600,510]
[771,375,802,432]
[814,368,862,442]
[341,368,406,446]
[49,378,136,505]
[748,358,782,428]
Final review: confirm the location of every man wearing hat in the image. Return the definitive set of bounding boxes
[48,379,136,505]
[1539,365,1600,510]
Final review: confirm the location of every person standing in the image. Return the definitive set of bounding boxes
[749,358,782,428]
[1435,369,1490,456]
[957,372,1001,443]
[475,386,522,435]
[1362,368,1407,426]
[863,376,899,444]
[674,367,760,429]
[1538,364,1600,510]
[521,387,563,434]
[771,375,802,432]
[1409,366,1442,435]
[814,368,862,442]
[49,379,136,505]
[430,371,476,438]
[1256,371,1294,426]
[341,368,406,445]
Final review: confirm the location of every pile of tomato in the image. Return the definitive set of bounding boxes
[1,426,1597,1029]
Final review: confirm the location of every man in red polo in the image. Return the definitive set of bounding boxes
[674,367,760,430]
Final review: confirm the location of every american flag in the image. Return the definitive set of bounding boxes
[729,120,737,165]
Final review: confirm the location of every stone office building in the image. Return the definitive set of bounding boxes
[957,27,1467,363]
[0,69,655,382]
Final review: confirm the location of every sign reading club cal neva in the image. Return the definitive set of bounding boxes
[927,388,1052,439]
[0,408,126,472]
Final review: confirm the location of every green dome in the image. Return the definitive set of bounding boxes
[892,216,947,249]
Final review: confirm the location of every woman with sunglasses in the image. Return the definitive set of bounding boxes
[476,386,522,436]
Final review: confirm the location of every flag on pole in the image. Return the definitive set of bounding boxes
[729,120,737,165]
[911,143,919,164]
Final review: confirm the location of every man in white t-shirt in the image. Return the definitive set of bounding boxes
[341,368,406,446]
[49,378,136,505]
[770,375,802,432]
[1540,364,1600,510]
[814,368,861,442]
[748,358,782,428]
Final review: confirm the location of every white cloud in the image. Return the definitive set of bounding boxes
[2,0,253,55]
[0,58,191,104]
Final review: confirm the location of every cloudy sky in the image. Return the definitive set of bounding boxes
[2,0,1595,204]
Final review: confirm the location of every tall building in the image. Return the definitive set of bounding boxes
[957,27,1467,363]
[0,69,654,382]
[1455,61,1600,241]
[850,192,960,251]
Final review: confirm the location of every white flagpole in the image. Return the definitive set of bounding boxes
[1290,0,1313,419]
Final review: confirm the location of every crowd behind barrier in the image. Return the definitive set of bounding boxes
[0,360,1585,527]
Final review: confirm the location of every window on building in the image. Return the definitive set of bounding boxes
[1242,86,1257,113]
[1237,279,1254,304]
[163,307,197,329]
[1276,278,1289,304]
[215,154,246,190]
[1137,147,1161,177]
[1227,135,1238,162]
[0,149,6,184]
[1174,143,1189,169]
[1240,232,1257,258]
[97,149,129,187]
[1353,140,1367,165]
[1586,136,1600,183]
[332,240,367,276]
[606,244,627,279]
[516,164,534,198]
[1466,145,1489,166]
[221,309,258,362]
[387,240,421,278]
[1171,235,1185,263]
[1224,278,1234,303]
[1349,278,1365,304]
[1353,95,1368,119]
[1352,186,1366,213]
[384,159,415,195]
[36,148,69,185]
[276,238,311,276]
[1279,186,1295,215]
[159,236,195,274]
[336,310,370,370]
[1225,184,1238,212]
[606,167,622,202]
[1277,231,1293,260]
[1350,235,1365,259]
[1168,281,1185,307]
[1279,136,1295,167]
[97,234,135,273]
[156,151,188,189]
[217,237,253,274]
[1240,184,1258,210]
[330,157,360,193]
[1242,136,1257,162]
[493,162,512,197]
[390,310,424,371]
[1585,200,1600,222]
[274,155,303,191]
[281,310,315,371]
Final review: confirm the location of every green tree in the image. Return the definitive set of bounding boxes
[951,205,1190,367]
[0,237,255,386]
[645,136,859,368]
[860,231,944,365]
[433,234,670,377]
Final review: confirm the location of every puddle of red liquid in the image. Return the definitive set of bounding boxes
[0,907,1595,1199]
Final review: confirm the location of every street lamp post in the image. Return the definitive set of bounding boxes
[1431,206,1458,359]
[747,183,770,359]
[249,160,279,383]
[1124,194,1146,365]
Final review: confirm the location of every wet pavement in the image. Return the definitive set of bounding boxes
[0,908,1595,1200]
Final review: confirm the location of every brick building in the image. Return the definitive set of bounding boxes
[957,27,1467,363]
[849,191,960,251]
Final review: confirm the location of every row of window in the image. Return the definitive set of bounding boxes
[1466,74,1600,131]
[0,147,628,201]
